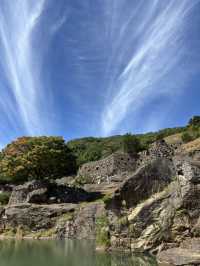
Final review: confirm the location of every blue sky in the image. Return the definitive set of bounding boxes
[0,0,200,148]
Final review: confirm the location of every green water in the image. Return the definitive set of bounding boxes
[0,240,157,266]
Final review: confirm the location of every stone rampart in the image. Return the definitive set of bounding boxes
[78,152,135,183]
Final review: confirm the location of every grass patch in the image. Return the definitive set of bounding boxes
[2,227,16,237]
[95,215,110,248]
[102,193,113,205]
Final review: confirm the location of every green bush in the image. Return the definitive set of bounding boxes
[182,132,193,143]
[0,136,76,183]
[122,133,142,155]
[156,132,166,141]
[68,137,121,168]
[0,192,10,205]
[102,193,113,205]
[76,144,102,167]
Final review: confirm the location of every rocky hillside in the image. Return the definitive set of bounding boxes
[0,116,200,266]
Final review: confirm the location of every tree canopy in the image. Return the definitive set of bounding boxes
[0,136,76,183]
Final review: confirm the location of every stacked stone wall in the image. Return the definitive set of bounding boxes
[137,140,174,167]
[78,152,135,183]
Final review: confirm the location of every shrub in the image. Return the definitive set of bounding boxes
[102,193,113,205]
[74,175,90,186]
[76,144,102,167]
[95,215,110,248]
[122,133,142,155]
[156,132,166,141]
[0,192,10,205]
[181,132,193,143]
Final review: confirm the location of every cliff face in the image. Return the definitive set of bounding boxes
[0,140,199,265]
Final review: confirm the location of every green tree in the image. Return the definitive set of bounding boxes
[0,136,76,183]
[122,133,141,155]
[188,116,200,127]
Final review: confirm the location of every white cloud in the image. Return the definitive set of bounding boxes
[50,15,68,34]
[101,0,200,135]
[0,0,46,134]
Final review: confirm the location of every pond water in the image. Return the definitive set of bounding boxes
[0,240,157,266]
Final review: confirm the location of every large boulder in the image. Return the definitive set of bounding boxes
[56,202,106,240]
[107,158,175,210]
[8,180,48,205]
[4,203,76,231]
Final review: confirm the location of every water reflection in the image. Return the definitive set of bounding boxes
[0,240,157,266]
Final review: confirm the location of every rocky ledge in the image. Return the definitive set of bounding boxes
[0,140,199,265]
[157,238,200,266]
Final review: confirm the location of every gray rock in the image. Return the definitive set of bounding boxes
[8,180,97,205]
[157,247,200,265]
[107,156,200,254]
[180,238,200,251]
[57,202,106,240]
[8,180,48,205]
[4,203,76,230]
[108,158,175,209]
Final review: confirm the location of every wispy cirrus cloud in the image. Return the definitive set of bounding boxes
[0,0,69,136]
[0,0,46,134]
[101,0,200,135]
[50,14,68,35]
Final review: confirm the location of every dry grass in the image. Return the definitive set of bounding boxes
[181,137,200,153]
[164,133,182,145]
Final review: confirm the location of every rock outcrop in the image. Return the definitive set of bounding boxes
[3,203,76,231]
[8,180,48,205]
[56,202,105,240]
[107,158,175,210]
[157,238,200,265]
[101,143,200,265]
[8,180,98,205]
